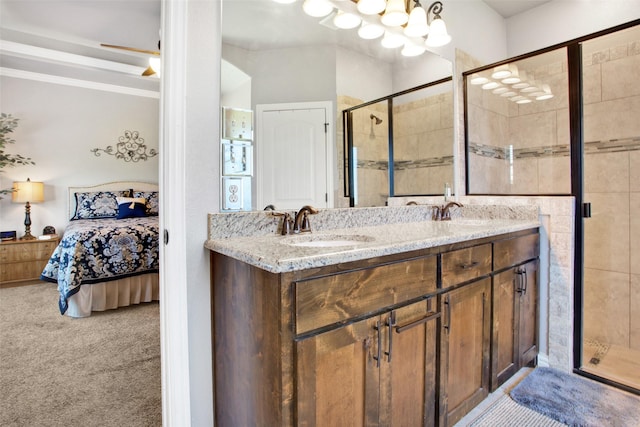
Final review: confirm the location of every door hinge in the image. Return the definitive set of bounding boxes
[164,229,169,245]
[325,193,328,202]
[324,122,329,133]
[582,202,591,218]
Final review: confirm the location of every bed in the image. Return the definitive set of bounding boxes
[40,181,160,317]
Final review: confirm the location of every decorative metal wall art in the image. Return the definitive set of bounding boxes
[91,130,157,162]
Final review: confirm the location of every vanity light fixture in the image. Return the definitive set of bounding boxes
[276,0,452,58]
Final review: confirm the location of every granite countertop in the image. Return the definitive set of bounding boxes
[205,209,539,273]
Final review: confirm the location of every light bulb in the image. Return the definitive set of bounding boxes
[357,0,386,15]
[358,21,385,40]
[425,18,450,47]
[302,0,333,17]
[404,6,429,37]
[333,10,361,29]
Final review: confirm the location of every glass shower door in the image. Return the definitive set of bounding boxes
[580,24,640,391]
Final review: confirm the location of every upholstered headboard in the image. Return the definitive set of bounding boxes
[68,181,159,220]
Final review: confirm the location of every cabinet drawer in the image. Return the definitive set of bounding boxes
[295,256,437,335]
[0,241,58,262]
[441,244,491,288]
[493,233,539,271]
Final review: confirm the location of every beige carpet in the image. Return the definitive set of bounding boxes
[0,281,161,427]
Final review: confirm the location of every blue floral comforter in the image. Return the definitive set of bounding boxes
[41,217,160,315]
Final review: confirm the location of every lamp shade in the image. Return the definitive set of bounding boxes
[12,179,44,204]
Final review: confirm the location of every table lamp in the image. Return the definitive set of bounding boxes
[12,178,45,240]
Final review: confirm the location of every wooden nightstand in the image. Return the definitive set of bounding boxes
[0,237,60,286]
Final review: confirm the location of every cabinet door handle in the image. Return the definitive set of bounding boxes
[522,267,528,295]
[460,261,479,270]
[385,311,395,363]
[395,311,441,334]
[515,268,525,293]
[443,296,451,333]
[373,320,381,368]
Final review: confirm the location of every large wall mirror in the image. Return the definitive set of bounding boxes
[220,0,454,210]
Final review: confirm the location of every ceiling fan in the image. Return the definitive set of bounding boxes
[100,41,161,76]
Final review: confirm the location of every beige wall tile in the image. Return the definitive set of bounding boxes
[508,111,557,149]
[584,96,640,142]
[631,274,640,351]
[582,63,602,105]
[631,151,640,192]
[602,53,640,101]
[584,192,630,273]
[583,268,630,346]
[631,192,640,275]
[509,158,539,194]
[584,151,629,193]
[537,156,571,194]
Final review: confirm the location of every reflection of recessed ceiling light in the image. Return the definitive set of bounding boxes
[512,82,530,89]
[500,91,517,97]
[470,73,489,85]
[521,86,539,93]
[482,81,500,90]
[536,93,554,100]
[510,95,525,101]
[516,98,533,104]
[491,64,511,79]
[493,87,509,94]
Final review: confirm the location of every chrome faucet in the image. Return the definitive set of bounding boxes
[293,205,319,233]
[433,201,463,221]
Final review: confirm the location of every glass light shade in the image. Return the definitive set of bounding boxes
[381,31,405,48]
[333,10,361,29]
[470,73,489,85]
[481,81,500,90]
[493,87,509,94]
[501,71,521,84]
[510,95,526,102]
[381,0,408,27]
[424,18,451,47]
[303,0,334,17]
[358,21,385,39]
[512,81,530,89]
[516,98,533,104]
[12,179,44,203]
[357,0,386,15]
[401,42,426,57]
[404,6,429,37]
[521,85,539,93]
[500,91,517,97]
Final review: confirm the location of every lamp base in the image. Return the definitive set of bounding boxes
[20,233,37,241]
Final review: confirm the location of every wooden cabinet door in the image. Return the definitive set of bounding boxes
[296,316,381,427]
[518,260,538,367]
[380,298,439,427]
[491,268,519,390]
[440,278,491,427]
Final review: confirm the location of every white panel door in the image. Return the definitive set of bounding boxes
[257,104,330,211]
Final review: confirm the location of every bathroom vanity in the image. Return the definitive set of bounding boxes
[206,206,539,427]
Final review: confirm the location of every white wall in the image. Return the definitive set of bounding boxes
[506,1,640,57]
[0,76,159,237]
[336,46,393,102]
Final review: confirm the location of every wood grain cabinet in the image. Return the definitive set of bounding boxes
[209,228,539,427]
[439,278,492,427]
[0,238,59,285]
[491,234,540,391]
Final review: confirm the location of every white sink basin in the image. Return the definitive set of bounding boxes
[284,234,374,248]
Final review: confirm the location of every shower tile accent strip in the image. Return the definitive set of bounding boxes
[469,136,640,160]
[357,155,454,171]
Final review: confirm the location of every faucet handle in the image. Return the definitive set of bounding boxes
[300,211,311,232]
[272,212,293,235]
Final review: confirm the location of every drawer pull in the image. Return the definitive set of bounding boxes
[395,311,441,334]
[443,296,451,333]
[459,261,479,270]
[385,311,395,362]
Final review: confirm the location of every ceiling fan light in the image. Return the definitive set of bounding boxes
[404,6,429,37]
[424,18,450,47]
[401,42,426,57]
[357,0,386,15]
[358,21,385,39]
[303,0,334,17]
[381,0,408,27]
[333,10,361,29]
[381,31,405,49]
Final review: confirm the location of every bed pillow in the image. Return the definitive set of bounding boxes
[72,190,130,220]
[116,197,148,219]
[132,191,159,216]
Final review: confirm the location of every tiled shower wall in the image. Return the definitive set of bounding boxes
[394,92,454,196]
[337,92,454,208]
[582,37,640,351]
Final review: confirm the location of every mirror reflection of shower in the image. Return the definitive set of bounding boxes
[370,114,383,139]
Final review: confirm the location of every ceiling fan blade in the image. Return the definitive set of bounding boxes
[100,43,160,56]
